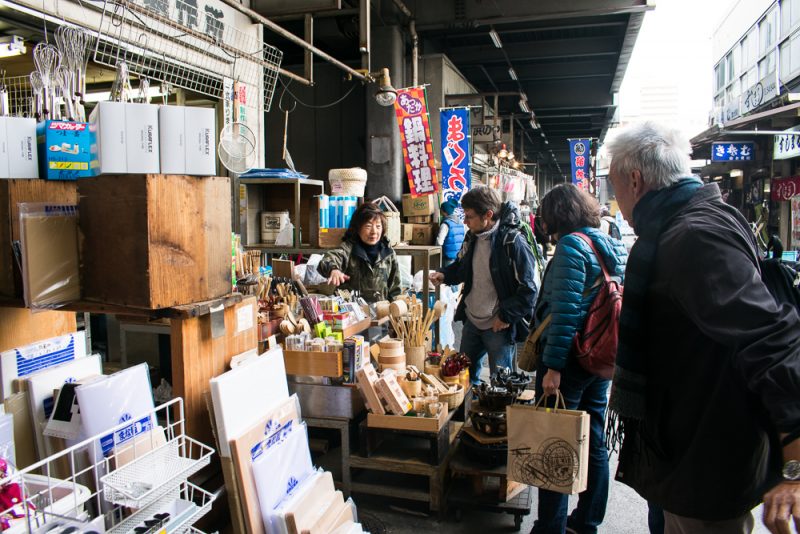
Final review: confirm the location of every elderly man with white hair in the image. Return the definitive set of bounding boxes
[605,122,800,534]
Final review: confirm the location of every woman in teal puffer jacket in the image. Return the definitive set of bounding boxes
[530,184,627,534]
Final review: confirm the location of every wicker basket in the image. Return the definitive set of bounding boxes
[329,168,367,196]
[442,374,460,385]
[424,362,441,376]
[440,384,465,410]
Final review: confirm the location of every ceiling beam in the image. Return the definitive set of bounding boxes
[446,36,622,65]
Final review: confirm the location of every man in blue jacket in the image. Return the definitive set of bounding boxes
[429,186,538,383]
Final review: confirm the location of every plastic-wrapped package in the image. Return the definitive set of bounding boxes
[252,422,314,534]
[18,203,80,310]
[268,471,335,534]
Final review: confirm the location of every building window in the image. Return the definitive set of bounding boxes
[792,32,800,75]
[760,50,776,78]
[715,63,725,92]
[726,52,735,82]
[743,30,758,70]
[761,7,778,54]
[781,39,791,80]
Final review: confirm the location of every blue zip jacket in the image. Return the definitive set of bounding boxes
[535,227,628,371]
[439,201,539,342]
[442,217,465,260]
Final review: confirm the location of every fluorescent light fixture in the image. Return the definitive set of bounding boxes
[489,27,502,49]
[84,85,167,103]
[518,99,530,113]
[508,67,517,81]
[0,35,26,58]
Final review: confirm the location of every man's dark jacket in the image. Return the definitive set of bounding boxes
[616,184,800,520]
[439,201,538,342]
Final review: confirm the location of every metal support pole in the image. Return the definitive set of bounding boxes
[360,0,371,72]
[304,14,314,84]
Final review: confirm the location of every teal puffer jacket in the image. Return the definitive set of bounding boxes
[534,227,628,371]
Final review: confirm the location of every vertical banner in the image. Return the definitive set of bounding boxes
[394,87,439,197]
[440,107,472,220]
[589,139,598,197]
[569,139,591,190]
[792,196,800,250]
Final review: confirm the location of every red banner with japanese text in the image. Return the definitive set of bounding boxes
[394,87,439,197]
[771,176,800,201]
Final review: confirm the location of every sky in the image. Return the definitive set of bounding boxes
[616,0,738,141]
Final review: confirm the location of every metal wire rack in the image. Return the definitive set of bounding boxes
[94,0,282,110]
[0,398,217,533]
[3,75,34,117]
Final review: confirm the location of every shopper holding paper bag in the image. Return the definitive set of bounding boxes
[530,184,627,534]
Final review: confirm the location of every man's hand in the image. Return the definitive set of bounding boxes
[429,272,445,287]
[542,369,561,397]
[492,317,510,332]
[327,269,350,286]
[763,481,800,534]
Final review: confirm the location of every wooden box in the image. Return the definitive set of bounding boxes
[79,174,232,309]
[241,177,324,247]
[283,349,343,378]
[0,180,78,299]
[367,406,448,432]
[402,193,437,217]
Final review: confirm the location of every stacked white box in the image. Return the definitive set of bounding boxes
[158,105,216,175]
[0,117,38,178]
[89,102,160,174]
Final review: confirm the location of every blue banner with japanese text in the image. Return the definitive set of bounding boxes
[712,142,754,161]
[569,139,591,190]
[440,108,472,220]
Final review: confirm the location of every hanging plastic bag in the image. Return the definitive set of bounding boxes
[275,222,295,247]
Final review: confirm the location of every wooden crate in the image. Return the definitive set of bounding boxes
[283,349,343,377]
[0,180,78,299]
[367,405,448,432]
[79,174,232,309]
[309,196,348,248]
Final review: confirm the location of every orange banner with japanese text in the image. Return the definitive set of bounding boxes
[394,87,439,197]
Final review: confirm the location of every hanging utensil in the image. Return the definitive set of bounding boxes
[0,70,8,117]
[30,72,43,121]
[110,61,131,103]
[33,43,61,120]
[138,77,151,104]
[55,66,76,121]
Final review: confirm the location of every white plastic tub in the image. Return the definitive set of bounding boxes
[3,473,92,533]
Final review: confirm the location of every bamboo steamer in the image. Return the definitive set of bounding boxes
[376,301,391,319]
[378,354,405,365]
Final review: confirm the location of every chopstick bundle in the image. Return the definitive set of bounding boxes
[300,296,323,324]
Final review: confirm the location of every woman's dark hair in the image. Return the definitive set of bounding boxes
[539,183,600,236]
[344,202,388,241]
[461,186,501,221]
[767,234,784,259]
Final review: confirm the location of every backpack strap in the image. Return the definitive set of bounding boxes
[572,232,612,283]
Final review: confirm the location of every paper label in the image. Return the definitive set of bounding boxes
[237,304,254,333]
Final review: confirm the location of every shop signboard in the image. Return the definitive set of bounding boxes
[772,176,800,201]
[723,99,741,123]
[394,86,439,197]
[568,139,591,190]
[742,74,779,114]
[711,142,754,161]
[439,107,471,221]
[471,122,502,143]
[774,126,800,160]
[792,196,800,250]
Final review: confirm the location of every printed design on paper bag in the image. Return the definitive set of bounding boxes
[286,476,299,495]
[250,419,293,461]
[510,438,579,488]
[100,413,154,455]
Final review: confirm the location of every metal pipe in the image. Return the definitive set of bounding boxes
[216,0,368,82]
[410,19,418,86]
[719,130,795,135]
[360,0,370,72]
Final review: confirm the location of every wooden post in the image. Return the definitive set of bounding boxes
[170,296,258,444]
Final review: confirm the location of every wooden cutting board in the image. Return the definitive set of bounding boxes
[282,472,335,534]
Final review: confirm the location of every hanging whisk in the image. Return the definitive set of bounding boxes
[33,43,61,120]
[30,71,44,121]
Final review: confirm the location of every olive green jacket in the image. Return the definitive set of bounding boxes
[317,238,402,302]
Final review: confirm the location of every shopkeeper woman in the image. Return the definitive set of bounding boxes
[317,202,402,303]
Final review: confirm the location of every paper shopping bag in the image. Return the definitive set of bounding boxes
[506,393,590,494]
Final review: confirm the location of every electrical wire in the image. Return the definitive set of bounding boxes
[277,75,358,111]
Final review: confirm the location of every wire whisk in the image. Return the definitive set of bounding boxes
[33,43,61,120]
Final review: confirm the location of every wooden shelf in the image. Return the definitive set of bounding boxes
[341,317,371,338]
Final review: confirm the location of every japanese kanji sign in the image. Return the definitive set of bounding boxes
[569,139,591,190]
[394,87,439,197]
[711,142,754,162]
[774,128,800,160]
[792,196,800,250]
[440,107,471,220]
[771,176,800,201]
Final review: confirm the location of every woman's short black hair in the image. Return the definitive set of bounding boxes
[344,201,388,241]
[540,183,600,236]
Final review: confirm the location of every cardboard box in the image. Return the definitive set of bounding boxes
[79,174,232,308]
[0,117,38,179]
[37,121,93,180]
[355,363,385,415]
[283,349,343,378]
[402,223,435,245]
[402,193,437,216]
[406,215,432,223]
[89,102,159,175]
[159,105,216,176]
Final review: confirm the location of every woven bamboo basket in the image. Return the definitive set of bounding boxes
[439,384,465,410]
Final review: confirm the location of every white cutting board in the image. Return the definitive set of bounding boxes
[1,332,87,400]
[210,347,289,457]
[26,353,102,459]
[75,363,155,457]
